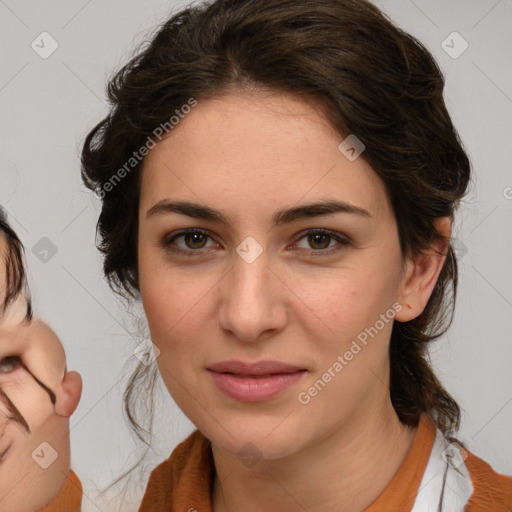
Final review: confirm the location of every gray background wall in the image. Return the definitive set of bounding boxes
[1,0,511,510]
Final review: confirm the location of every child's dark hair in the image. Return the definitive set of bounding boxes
[0,206,32,321]
[80,0,471,499]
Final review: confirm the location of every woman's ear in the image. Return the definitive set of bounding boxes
[395,217,451,322]
[54,370,82,418]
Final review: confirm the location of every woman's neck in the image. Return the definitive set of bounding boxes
[211,401,418,512]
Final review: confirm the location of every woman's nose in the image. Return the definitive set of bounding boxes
[216,247,288,343]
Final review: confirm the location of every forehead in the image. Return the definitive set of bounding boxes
[140,91,392,223]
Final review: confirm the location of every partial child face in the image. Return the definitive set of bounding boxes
[0,236,82,511]
[0,305,75,459]
[137,91,447,459]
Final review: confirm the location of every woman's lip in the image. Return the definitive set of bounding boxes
[207,360,305,375]
[207,369,306,402]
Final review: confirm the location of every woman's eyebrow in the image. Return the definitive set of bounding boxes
[0,387,30,435]
[146,199,372,226]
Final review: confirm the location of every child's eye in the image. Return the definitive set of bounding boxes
[0,356,22,374]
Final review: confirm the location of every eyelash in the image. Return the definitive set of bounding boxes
[0,356,22,375]
[161,228,351,257]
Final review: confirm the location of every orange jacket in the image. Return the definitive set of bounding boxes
[40,414,512,511]
[37,469,82,512]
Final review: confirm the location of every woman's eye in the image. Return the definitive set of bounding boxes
[0,356,22,374]
[162,229,219,255]
[293,229,351,254]
[162,228,350,256]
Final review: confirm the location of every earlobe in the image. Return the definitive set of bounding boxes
[395,217,451,322]
[55,370,82,418]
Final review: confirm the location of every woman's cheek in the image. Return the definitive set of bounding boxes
[146,273,215,339]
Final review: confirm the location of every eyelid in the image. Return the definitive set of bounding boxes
[290,228,351,254]
[163,228,220,254]
[292,227,351,244]
[162,227,351,255]
[0,355,23,373]
[0,356,28,387]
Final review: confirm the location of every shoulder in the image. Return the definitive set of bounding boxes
[150,429,212,480]
[462,445,512,511]
[36,470,83,512]
[138,429,213,511]
[149,429,207,477]
[410,421,512,512]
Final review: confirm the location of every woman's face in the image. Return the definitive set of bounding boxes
[137,90,411,459]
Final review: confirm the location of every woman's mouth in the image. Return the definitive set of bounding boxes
[206,360,307,402]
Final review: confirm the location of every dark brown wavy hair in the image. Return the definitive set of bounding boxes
[0,206,32,322]
[80,0,471,498]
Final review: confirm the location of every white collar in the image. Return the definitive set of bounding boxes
[410,427,474,511]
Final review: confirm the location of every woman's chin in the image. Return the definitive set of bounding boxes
[204,420,309,463]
